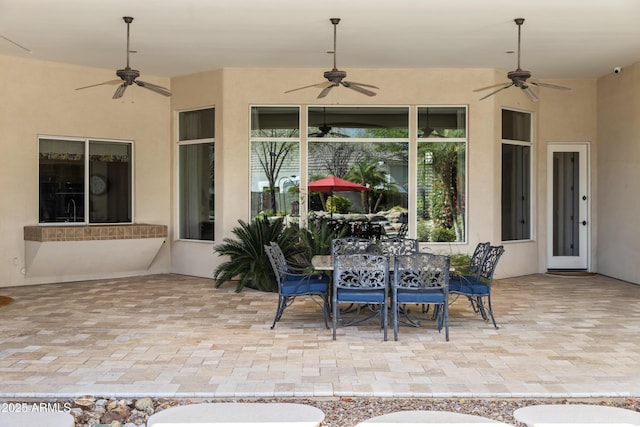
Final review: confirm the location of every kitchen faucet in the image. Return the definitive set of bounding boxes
[66,199,77,222]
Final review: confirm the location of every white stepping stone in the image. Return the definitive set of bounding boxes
[514,404,640,427]
[354,410,514,426]
[147,402,325,427]
[0,411,75,427]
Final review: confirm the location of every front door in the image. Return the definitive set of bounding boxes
[547,143,589,270]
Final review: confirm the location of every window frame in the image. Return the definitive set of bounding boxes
[38,135,134,225]
[501,107,534,242]
[249,105,301,220]
[306,104,410,224]
[176,106,215,242]
[415,105,468,244]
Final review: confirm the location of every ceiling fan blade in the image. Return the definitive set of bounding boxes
[479,83,514,100]
[285,82,331,94]
[75,80,122,91]
[530,81,572,91]
[0,34,31,53]
[135,80,172,96]
[474,82,512,92]
[342,81,377,97]
[522,86,539,102]
[317,83,337,98]
[342,81,379,89]
[112,83,128,99]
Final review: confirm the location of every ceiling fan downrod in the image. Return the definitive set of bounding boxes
[514,18,524,71]
[330,17,340,71]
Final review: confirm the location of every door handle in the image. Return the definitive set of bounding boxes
[582,220,587,226]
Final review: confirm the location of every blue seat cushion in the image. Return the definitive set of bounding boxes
[449,276,489,295]
[336,288,386,304]
[396,289,445,304]
[281,274,329,295]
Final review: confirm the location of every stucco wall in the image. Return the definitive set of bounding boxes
[537,79,598,272]
[0,54,612,287]
[169,70,222,278]
[0,54,172,287]
[596,62,640,284]
[170,67,598,280]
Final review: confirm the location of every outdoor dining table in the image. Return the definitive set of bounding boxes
[311,254,396,271]
[311,254,334,271]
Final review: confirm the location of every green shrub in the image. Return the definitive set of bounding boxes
[430,225,456,242]
[325,195,351,213]
[450,253,472,275]
[417,220,430,241]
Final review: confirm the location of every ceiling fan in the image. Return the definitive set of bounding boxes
[76,16,171,99]
[286,18,378,98]
[475,18,571,102]
[309,107,349,137]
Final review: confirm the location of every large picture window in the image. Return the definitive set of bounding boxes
[39,137,132,224]
[307,106,409,237]
[250,106,300,220]
[416,106,467,242]
[501,108,532,241]
[178,107,215,241]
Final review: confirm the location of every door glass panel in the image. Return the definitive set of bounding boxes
[552,151,579,256]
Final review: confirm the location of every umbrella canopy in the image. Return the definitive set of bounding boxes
[307,176,370,193]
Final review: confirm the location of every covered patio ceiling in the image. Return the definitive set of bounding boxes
[0,0,638,79]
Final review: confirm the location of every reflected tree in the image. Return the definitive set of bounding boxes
[315,143,363,178]
[254,141,295,214]
[418,129,465,241]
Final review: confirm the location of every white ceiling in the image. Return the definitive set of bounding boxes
[1,0,639,80]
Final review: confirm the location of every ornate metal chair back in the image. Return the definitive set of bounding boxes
[378,237,419,256]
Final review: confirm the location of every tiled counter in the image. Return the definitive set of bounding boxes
[24,224,167,242]
[23,224,168,280]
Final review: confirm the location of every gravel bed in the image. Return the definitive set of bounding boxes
[1,396,639,426]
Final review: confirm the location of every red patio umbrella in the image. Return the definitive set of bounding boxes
[308,175,370,193]
[307,176,370,218]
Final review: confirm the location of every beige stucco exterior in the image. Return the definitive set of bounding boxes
[1,52,639,287]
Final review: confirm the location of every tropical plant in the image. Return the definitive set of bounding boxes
[213,217,305,292]
[417,131,466,241]
[345,158,386,213]
[298,220,347,259]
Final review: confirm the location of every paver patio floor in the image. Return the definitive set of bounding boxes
[0,273,638,399]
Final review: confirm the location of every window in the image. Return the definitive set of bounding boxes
[307,106,408,226]
[39,137,132,224]
[416,106,467,242]
[501,109,532,241]
[250,106,300,220]
[178,107,215,240]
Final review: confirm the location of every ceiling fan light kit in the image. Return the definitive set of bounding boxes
[285,17,378,98]
[474,17,571,102]
[76,16,172,99]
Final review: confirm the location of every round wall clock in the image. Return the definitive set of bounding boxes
[90,175,108,195]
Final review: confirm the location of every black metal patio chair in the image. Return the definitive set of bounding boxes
[392,252,450,341]
[449,244,505,329]
[264,242,330,329]
[332,253,390,341]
